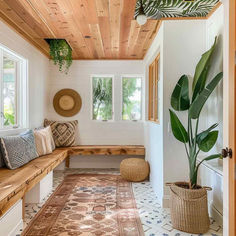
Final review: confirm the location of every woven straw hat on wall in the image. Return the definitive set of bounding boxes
[53,89,82,117]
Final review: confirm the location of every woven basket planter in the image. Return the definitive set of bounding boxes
[167,182,211,234]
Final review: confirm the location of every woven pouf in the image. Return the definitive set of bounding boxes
[120,158,150,182]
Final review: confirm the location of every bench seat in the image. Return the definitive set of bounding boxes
[0,149,68,217]
[0,145,145,218]
[67,145,145,156]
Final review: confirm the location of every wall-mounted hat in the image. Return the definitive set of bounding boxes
[53,89,82,117]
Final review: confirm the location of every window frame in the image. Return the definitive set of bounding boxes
[121,75,143,122]
[91,74,114,122]
[148,53,160,123]
[0,43,28,131]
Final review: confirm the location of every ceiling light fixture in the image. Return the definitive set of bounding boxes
[136,0,147,26]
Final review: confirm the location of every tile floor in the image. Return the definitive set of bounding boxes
[22,168,223,236]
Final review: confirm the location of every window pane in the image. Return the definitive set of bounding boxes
[92,77,113,120]
[3,56,16,127]
[122,77,142,120]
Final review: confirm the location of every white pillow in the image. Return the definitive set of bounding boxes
[34,126,53,156]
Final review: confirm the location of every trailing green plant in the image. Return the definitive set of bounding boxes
[169,37,223,189]
[135,0,219,18]
[49,39,72,74]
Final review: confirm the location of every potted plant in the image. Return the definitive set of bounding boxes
[168,37,223,234]
[49,39,72,74]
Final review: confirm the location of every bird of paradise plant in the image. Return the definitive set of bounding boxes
[169,37,223,189]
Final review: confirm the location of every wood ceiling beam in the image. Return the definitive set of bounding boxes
[26,0,56,38]
[2,0,53,38]
[0,1,49,57]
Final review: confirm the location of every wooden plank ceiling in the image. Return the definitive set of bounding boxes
[0,0,159,60]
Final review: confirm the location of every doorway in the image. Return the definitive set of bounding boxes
[224,0,236,235]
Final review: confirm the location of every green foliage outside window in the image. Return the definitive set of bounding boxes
[122,78,141,120]
[93,77,113,120]
[4,109,15,126]
[3,56,16,127]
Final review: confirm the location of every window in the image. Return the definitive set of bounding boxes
[92,76,113,120]
[0,45,27,129]
[122,77,142,120]
[148,54,160,123]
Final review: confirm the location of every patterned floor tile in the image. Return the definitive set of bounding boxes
[20,168,222,236]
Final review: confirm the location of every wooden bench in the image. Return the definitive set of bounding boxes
[64,145,145,167]
[0,145,145,218]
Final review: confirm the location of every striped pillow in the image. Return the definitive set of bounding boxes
[34,126,53,156]
[44,119,78,147]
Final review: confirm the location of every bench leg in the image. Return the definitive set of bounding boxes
[65,156,70,168]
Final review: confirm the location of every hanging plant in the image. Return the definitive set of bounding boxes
[49,39,72,74]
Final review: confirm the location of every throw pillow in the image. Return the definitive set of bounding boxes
[44,119,78,147]
[0,130,39,170]
[34,126,53,156]
[0,149,5,168]
[35,126,56,150]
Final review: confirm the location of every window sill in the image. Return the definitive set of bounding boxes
[0,127,28,137]
[121,120,144,123]
[197,155,223,176]
[92,120,144,123]
[147,120,160,125]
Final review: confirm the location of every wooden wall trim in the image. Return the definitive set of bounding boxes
[228,0,236,234]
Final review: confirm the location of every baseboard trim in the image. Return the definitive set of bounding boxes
[209,202,223,226]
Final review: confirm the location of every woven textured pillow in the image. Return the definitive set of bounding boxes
[0,130,39,170]
[44,119,78,147]
[34,126,53,156]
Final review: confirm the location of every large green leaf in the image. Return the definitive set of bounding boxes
[192,37,217,91]
[193,153,221,185]
[169,109,189,143]
[203,154,221,161]
[171,75,190,111]
[192,65,210,102]
[196,123,218,144]
[198,131,218,152]
[189,72,223,119]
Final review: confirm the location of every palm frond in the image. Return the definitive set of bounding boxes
[134,0,219,19]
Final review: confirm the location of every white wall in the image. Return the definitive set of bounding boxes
[144,7,224,209]
[204,6,224,155]
[46,60,145,145]
[144,25,164,203]
[144,19,206,205]
[0,20,49,130]
[198,6,224,225]
[162,20,206,188]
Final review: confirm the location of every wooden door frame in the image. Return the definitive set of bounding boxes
[224,0,236,235]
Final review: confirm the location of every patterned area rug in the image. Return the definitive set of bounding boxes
[22,174,144,236]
